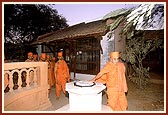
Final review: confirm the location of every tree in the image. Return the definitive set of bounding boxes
[4,4,68,61]
[103,4,164,88]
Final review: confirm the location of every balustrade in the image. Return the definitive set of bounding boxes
[3,62,51,111]
[4,66,39,93]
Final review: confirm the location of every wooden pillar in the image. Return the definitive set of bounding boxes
[73,40,76,79]
[96,36,102,74]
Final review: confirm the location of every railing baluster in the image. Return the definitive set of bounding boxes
[4,71,10,93]
[8,71,13,92]
[29,68,34,86]
[17,70,22,90]
[20,69,27,88]
[34,67,37,86]
[26,69,30,87]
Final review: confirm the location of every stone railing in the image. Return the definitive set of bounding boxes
[3,62,51,111]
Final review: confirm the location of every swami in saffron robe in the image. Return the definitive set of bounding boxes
[55,59,70,98]
[96,61,128,111]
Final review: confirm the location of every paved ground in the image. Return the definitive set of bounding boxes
[46,85,109,111]
[44,71,165,112]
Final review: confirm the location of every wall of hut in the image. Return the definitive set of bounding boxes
[100,32,114,69]
[34,29,126,80]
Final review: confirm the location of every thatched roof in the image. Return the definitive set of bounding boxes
[32,20,107,45]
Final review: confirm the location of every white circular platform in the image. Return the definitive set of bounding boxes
[56,104,112,112]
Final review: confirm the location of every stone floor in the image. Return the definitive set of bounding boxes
[44,71,164,112]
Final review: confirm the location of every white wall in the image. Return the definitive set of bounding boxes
[36,45,42,60]
[100,31,114,69]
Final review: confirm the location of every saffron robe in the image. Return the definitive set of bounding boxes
[96,61,128,111]
[55,59,70,97]
[48,60,55,87]
[50,60,56,86]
